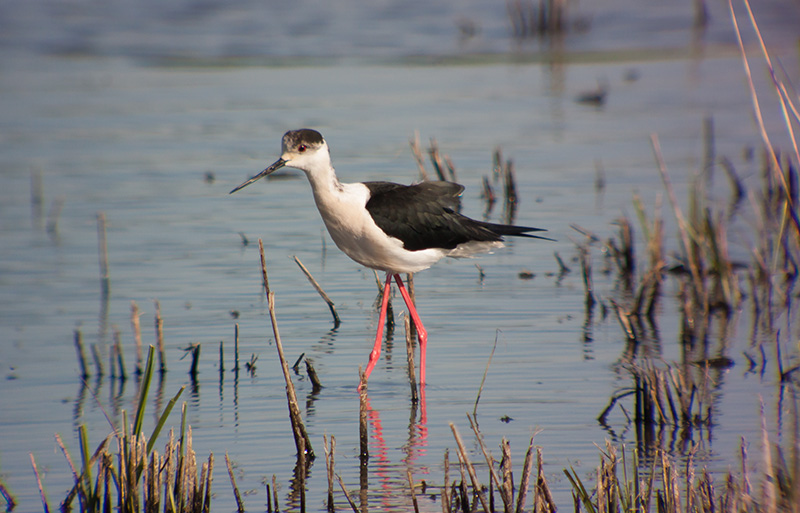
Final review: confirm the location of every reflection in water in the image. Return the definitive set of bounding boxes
[72,380,87,429]
[356,389,428,512]
[154,371,165,423]
[599,273,747,467]
[287,447,312,512]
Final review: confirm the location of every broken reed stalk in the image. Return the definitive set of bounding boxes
[466,413,507,510]
[407,470,421,513]
[442,448,450,513]
[410,131,429,181]
[449,423,491,513]
[219,340,224,374]
[293,255,341,327]
[30,453,50,513]
[154,299,167,373]
[336,473,360,513]
[428,138,451,182]
[305,358,323,392]
[189,343,201,377]
[97,212,110,297]
[501,439,513,510]
[358,370,369,462]
[225,452,245,513]
[516,441,536,513]
[74,328,89,379]
[404,314,418,403]
[481,176,496,206]
[578,244,596,308]
[131,301,143,375]
[324,434,335,512]
[272,475,280,513]
[258,239,314,460]
[503,159,518,206]
[292,353,306,372]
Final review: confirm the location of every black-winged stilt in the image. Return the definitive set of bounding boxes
[231,129,550,389]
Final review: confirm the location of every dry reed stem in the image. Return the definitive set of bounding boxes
[154,299,166,373]
[301,359,321,392]
[759,396,778,513]
[225,452,245,513]
[358,372,369,462]
[97,212,110,297]
[273,474,280,513]
[481,176,496,206]
[729,0,800,253]
[442,449,450,513]
[535,447,556,512]
[259,239,314,460]
[336,474,360,513]
[293,255,341,327]
[407,470,421,513]
[428,138,450,182]
[650,133,706,309]
[324,434,335,512]
[131,301,143,375]
[113,326,127,380]
[466,413,506,510]
[515,440,535,513]
[503,159,518,207]
[30,453,50,513]
[404,314,418,403]
[410,131,429,181]
[501,438,513,510]
[578,244,595,308]
[449,423,491,513]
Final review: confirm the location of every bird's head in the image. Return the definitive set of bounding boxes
[230,129,329,194]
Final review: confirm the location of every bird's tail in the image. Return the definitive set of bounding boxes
[480,221,555,241]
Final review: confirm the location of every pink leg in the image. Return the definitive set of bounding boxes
[360,273,392,389]
[393,274,428,386]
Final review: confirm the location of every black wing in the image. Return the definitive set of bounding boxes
[364,181,549,251]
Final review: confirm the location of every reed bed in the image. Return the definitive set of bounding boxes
[54,208,799,512]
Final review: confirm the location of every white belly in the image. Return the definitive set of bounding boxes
[312,183,445,273]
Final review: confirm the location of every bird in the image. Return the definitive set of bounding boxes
[231,129,550,389]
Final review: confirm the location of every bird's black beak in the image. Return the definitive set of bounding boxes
[229,158,287,194]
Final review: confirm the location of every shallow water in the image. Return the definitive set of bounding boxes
[1,0,800,511]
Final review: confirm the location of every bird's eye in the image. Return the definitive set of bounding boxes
[298,144,307,153]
